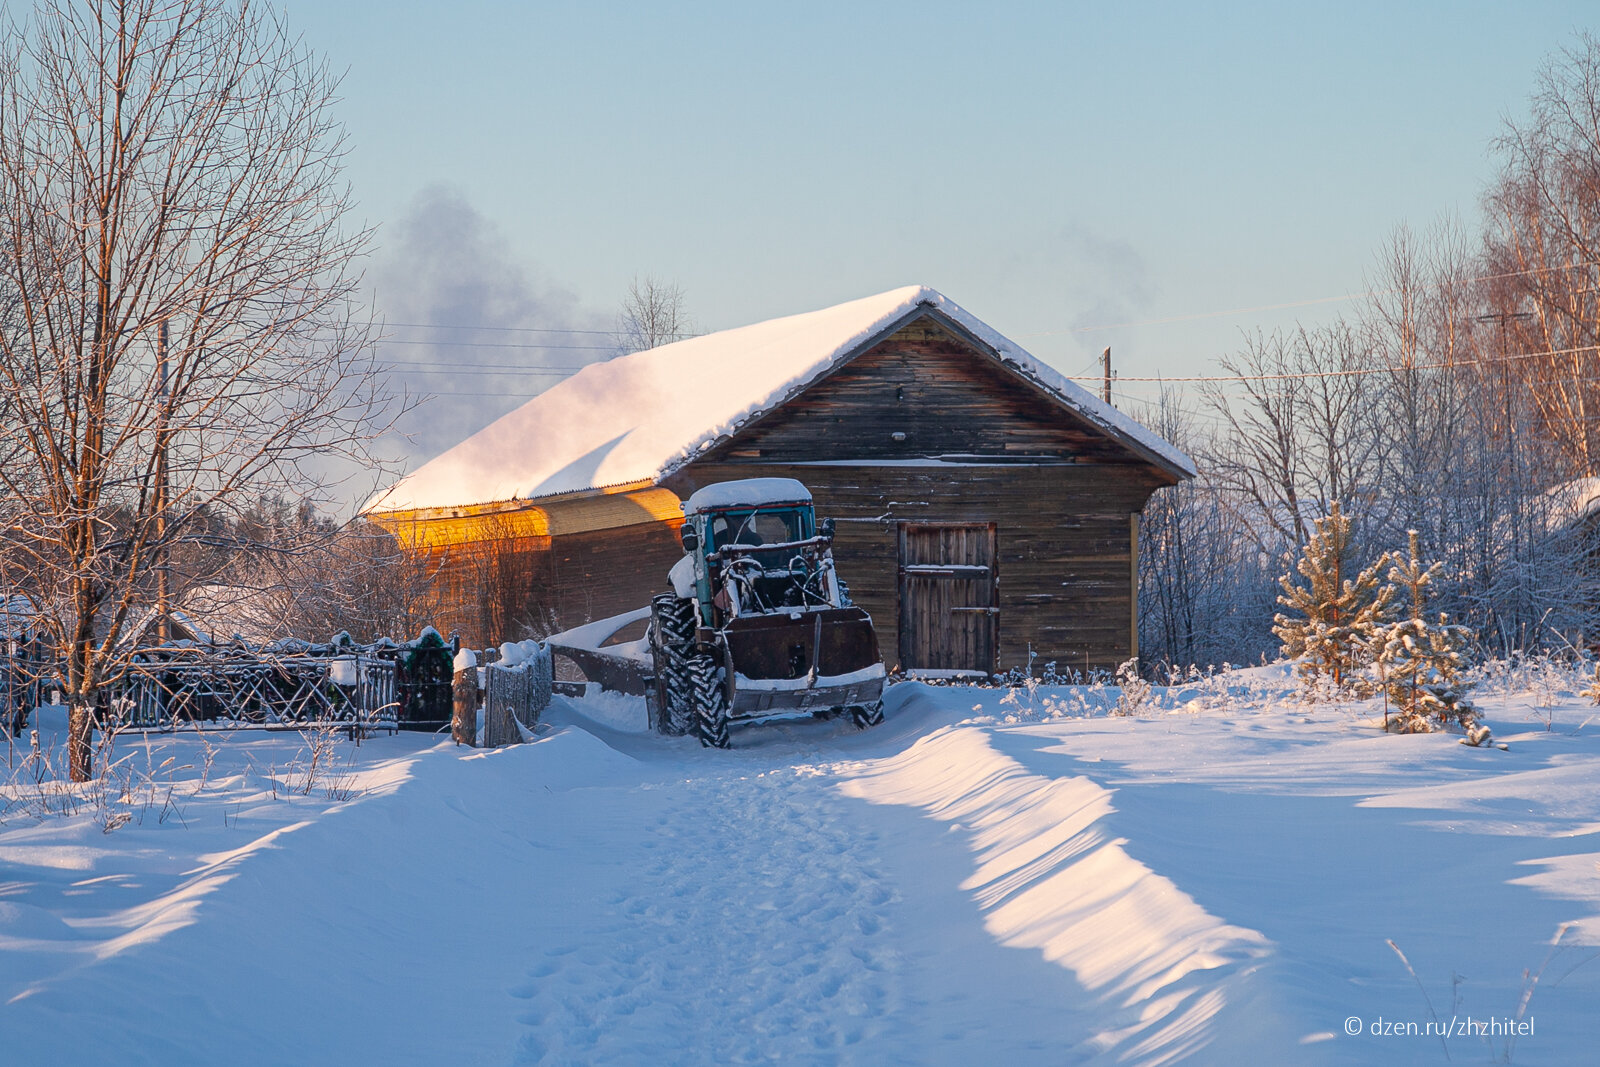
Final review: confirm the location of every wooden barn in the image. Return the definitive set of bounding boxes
[364,286,1194,675]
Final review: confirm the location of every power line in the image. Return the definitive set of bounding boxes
[371,263,1600,380]
[384,321,617,335]
[375,364,581,377]
[1062,342,1600,384]
[378,338,616,351]
[1017,261,1598,338]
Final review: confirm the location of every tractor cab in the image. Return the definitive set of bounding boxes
[673,478,840,625]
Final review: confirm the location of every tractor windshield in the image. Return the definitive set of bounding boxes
[707,507,809,552]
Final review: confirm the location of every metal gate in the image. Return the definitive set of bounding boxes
[112,651,399,733]
[896,522,998,674]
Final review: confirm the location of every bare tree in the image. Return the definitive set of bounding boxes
[1483,31,1600,475]
[615,275,691,355]
[435,513,558,646]
[1199,324,1379,552]
[0,0,397,779]
[239,513,439,644]
[1136,390,1280,673]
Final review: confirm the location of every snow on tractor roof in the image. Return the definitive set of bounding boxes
[365,285,1195,513]
[684,478,812,515]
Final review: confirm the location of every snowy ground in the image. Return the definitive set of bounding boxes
[3,664,1600,1064]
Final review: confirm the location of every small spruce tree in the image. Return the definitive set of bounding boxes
[1372,530,1485,743]
[1274,503,1396,694]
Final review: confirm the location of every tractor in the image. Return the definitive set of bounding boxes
[646,477,885,747]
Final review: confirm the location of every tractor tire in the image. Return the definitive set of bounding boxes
[690,648,730,749]
[650,595,698,736]
[850,701,884,730]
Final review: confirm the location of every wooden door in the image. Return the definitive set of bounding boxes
[897,523,998,673]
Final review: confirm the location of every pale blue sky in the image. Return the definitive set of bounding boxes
[286,2,1597,464]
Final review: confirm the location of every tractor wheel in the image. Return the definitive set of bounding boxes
[650,595,698,736]
[850,701,884,730]
[689,648,730,749]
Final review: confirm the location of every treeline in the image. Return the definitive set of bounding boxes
[124,497,438,647]
[1137,34,1600,673]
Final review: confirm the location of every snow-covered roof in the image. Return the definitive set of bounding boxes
[366,286,1195,513]
[684,478,812,515]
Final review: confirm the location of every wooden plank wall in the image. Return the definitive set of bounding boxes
[710,318,1146,465]
[419,521,683,647]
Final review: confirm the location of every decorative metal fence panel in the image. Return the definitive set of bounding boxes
[109,652,400,734]
[0,626,457,738]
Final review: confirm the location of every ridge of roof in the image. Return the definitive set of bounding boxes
[366,286,1194,513]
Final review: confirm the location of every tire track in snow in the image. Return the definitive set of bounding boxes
[834,725,1273,1065]
[512,766,902,1064]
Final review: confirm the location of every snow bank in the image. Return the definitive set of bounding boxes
[367,286,1195,512]
[837,725,1271,1063]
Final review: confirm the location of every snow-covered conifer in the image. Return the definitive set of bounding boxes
[1373,530,1483,740]
[1274,503,1395,694]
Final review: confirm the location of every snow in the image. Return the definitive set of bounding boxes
[667,553,695,599]
[545,606,653,665]
[496,639,546,668]
[366,287,1195,513]
[6,666,1600,1063]
[684,476,811,514]
[1542,475,1600,532]
[0,594,33,637]
[732,662,887,692]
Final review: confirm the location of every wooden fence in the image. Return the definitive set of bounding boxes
[481,645,554,748]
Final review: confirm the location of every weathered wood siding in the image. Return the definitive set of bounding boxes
[544,522,684,627]
[368,488,683,647]
[709,318,1146,466]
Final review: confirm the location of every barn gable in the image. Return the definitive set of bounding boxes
[705,312,1173,472]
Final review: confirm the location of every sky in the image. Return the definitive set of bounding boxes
[282,1,1599,485]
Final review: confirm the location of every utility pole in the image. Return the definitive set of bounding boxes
[155,320,170,645]
[1476,308,1534,571]
[1101,346,1113,407]
[1475,310,1533,438]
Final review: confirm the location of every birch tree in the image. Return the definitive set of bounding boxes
[0,0,395,780]
[1483,32,1600,475]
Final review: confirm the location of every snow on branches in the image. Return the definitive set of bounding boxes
[1274,503,1395,694]
[1375,530,1486,743]
[1277,513,1489,743]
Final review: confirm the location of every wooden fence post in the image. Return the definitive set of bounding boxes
[451,648,478,747]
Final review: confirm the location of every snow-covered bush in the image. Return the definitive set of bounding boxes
[1274,503,1397,696]
[1112,658,1152,716]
